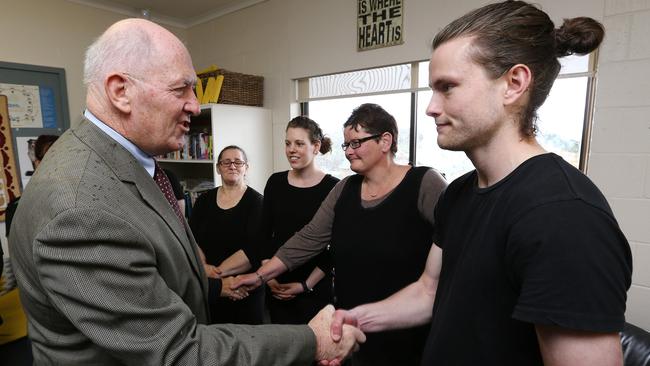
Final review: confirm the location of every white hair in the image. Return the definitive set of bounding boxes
[83,23,153,87]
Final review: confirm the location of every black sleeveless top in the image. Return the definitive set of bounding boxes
[331,166,434,366]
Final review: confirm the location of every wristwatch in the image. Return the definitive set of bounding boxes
[301,280,313,293]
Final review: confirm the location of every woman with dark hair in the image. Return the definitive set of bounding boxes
[33,135,60,166]
[235,104,448,365]
[262,116,339,324]
[188,145,265,324]
[215,117,339,325]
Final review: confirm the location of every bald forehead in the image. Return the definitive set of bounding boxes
[107,19,187,54]
[107,19,192,73]
[107,18,174,40]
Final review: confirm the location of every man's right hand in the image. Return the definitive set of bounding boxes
[309,305,365,366]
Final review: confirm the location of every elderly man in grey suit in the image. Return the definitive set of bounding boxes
[9,18,364,365]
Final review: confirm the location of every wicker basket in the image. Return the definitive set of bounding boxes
[197,69,264,107]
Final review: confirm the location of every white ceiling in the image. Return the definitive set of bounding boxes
[67,0,267,29]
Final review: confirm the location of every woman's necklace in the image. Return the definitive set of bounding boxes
[365,165,401,198]
[364,180,382,198]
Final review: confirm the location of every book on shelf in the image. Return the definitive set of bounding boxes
[181,178,215,214]
[159,132,213,161]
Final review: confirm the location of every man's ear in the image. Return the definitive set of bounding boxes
[503,64,532,106]
[105,73,132,114]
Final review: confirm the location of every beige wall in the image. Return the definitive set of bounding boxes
[588,0,650,331]
[1,0,647,330]
[0,0,187,127]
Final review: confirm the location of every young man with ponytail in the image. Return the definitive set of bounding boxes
[326,1,632,365]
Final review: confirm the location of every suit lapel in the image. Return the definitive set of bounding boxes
[72,119,206,286]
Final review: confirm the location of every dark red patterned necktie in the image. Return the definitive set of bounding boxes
[153,161,184,225]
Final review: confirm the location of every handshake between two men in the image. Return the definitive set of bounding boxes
[225,270,366,365]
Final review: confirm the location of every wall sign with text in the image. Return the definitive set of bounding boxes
[357,0,403,51]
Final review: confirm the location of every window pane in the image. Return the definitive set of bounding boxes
[418,61,429,88]
[415,90,474,181]
[309,64,411,99]
[308,93,411,179]
[559,54,589,75]
[537,77,589,168]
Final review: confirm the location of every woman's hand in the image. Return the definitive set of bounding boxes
[204,264,222,279]
[266,279,284,296]
[213,266,224,277]
[269,280,302,300]
[215,250,252,277]
[221,276,249,300]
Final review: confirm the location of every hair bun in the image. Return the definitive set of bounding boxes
[555,17,605,57]
[320,136,332,155]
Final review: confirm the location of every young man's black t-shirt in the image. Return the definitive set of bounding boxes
[421,153,632,365]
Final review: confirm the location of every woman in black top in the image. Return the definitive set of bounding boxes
[189,145,264,324]
[262,117,339,324]
[216,117,338,324]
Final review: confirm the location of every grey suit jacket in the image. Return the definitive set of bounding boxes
[9,119,316,365]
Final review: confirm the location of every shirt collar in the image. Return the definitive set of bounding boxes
[84,109,155,177]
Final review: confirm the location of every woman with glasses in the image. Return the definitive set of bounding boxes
[235,103,447,365]
[188,145,265,325]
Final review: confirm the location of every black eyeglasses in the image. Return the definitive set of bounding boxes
[218,160,246,167]
[341,133,384,151]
